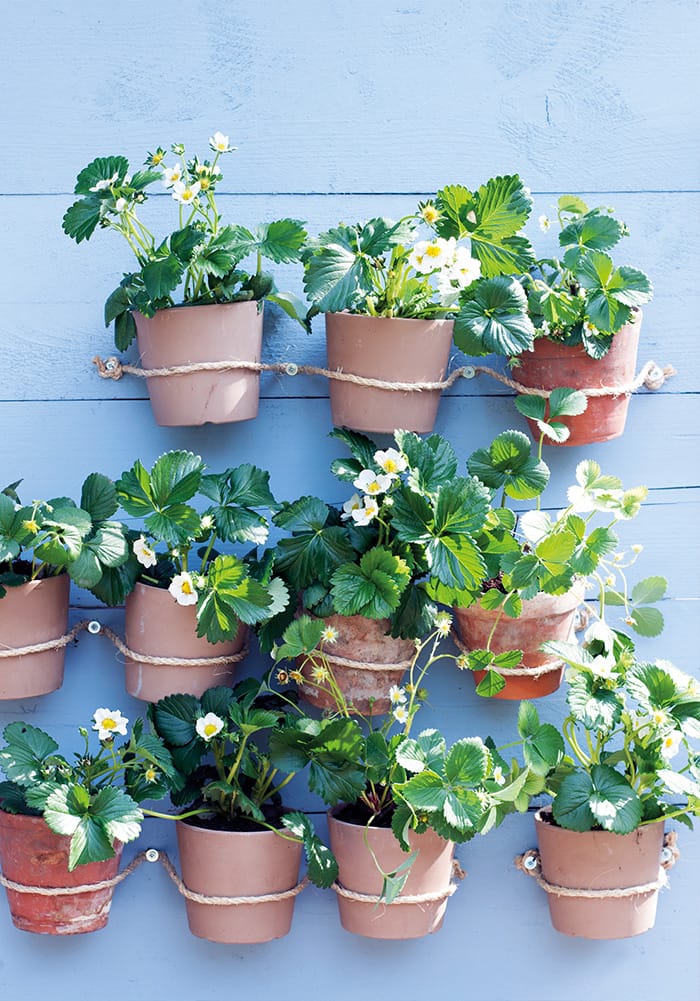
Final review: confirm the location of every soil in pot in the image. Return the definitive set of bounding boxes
[325,312,454,434]
[134,300,263,427]
[533,808,666,939]
[0,573,70,700]
[297,614,414,715]
[328,807,456,939]
[176,817,303,944]
[453,585,584,700]
[124,582,247,701]
[0,811,122,935]
[514,312,641,447]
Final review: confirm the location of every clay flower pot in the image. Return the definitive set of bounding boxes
[325,312,454,434]
[176,820,303,944]
[298,614,415,715]
[134,300,263,427]
[124,582,247,702]
[513,311,641,446]
[0,812,122,935]
[0,574,70,700]
[328,808,456,939]
[532,808,667,939]
[453,586,584,700]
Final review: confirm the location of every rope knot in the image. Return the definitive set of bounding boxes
[643,363,676,391]
[93,356,125,380]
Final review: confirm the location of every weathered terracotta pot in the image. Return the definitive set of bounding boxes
[325,312,454,433]
[453,586,584,699]
[328,809,456,939]
[0,574,70,700]
[298,614,414,715]
[134,300,263,427]
[0,812,123,935]
[533,808,666,939]
[176,820,303,943]
[514,311,642,446]
[124,582,247,702]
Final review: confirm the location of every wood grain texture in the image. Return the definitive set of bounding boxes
[3,1,699,193]
[1,2,699,998]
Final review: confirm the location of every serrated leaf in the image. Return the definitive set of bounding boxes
[74,155,130,195]
[62,197,103,243]
[515,395,547,421]
[627,606,665,638]
[142,254,184,300]
[548,387,588,418]
[631,576,667,606]
[455,276,535,357]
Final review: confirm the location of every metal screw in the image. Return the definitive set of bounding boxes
[285,362,299,377]
[87,620,101,635]
[461,366,476,380]
[661,846,674,864]
[145,849,160,863]
[523,853,539,871]
[105,359,117,372]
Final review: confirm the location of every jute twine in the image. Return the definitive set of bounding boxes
[321,651,415,673]
[0,619,247,668]
[332,858,466,905]
[93,356,675,398]
[514,832,680,899]
[450,629,563,679]
[0,848,307,905]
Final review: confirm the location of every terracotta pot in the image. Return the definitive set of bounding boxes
[124,582,247,702]
[514,311,641,446]
[325,312,454,433]
[0,811,123,935]
[533,808,666,939]
[328,809,455,939]
[176,820,302,943]
[453,586,584,700]
[0,574,70,700]
[298,614,415,715]
[134,300,263,427]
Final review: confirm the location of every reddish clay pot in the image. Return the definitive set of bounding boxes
[134,300,263,427]
[533,808,666,939]
[124,582,247,702]
[514,311,642,446]
[328,809,456,939]
[0,575,70,700]
[298,614,415,715]
[325,312,454,433]
[176,820,302,943]
[0,812,123,935]
[453,586,584,700]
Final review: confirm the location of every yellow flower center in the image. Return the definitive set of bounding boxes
[145,767,158,782]
[204,723,218,737]
[383,460,398,472]
[422,206,439,224]
[200,177,210,189]
[181,580,194,595]
[102,718,117,731]
[425,244,442,258]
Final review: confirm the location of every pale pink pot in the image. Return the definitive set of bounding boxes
[298,614,415,715]
[534,808,666,939]
[514,312,642,446]
[453,586,584,700]
[0,574,70,700]
[176,820,303,944]
[325,312,454,434]
[134,300,263,427]
[124,582,246,702]
[0,812,122,935]
[328,809,456,939]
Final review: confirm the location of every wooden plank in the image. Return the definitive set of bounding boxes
[0,191,696,400]
[3,2,699,194]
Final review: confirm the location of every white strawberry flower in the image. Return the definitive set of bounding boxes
[374,448,407,477]
[492,766,506,786]
[89,172,119,192]
[434,612,452,638]
[133,535,157,568]
[321,625,339,644]
[393,705,409,725]
[161,164,183,188]
[172,180,201,205]
[407,237,457,274]
[351,497,380,526]
[209,131,236,153]
[538,214,551,232]
[92,708,129,742]
[449,246,482,288]
[196,712,225,741]
[389,685,407,704]
[169,572,198,606]
[341,493,363,521]
[115,197,128,213]
[660,731,682,760]
[353,469,393,496]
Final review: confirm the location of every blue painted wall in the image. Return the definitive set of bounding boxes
[1,2,699,998]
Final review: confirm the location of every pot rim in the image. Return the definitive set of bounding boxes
[534,805,665,837]
[325,310,454,329]
[134,299,262,320]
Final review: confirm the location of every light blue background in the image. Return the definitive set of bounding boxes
[1,2,698,999]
